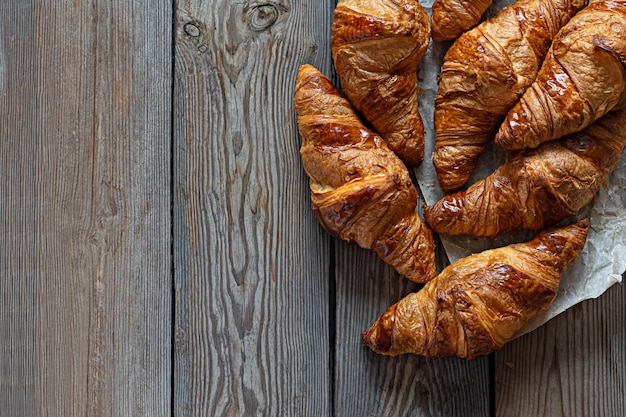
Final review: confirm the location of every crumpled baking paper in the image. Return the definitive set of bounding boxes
[415,0,626,336]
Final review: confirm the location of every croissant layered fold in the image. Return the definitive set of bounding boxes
[294,64,437,283]
[362,219,589,359]
[330,0,431,166]
[425,109,626,237]
[433,0,587,191]
[431,0,492,42]
[496,0,626,150]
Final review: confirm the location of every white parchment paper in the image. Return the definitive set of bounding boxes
[415,0,626,335]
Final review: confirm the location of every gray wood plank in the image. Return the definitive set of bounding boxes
[495,277,626,417]
[334,239,491,417]
[0,1,172,416]
[172,1,332,415]
[0,8,38,415]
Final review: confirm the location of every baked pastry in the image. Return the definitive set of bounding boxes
[425,109,626,237]
[294,64,437,283]
[362,219,589,359]
[330,0,431,166]
[495,0,626,150]
[431,0,492,42]
[433,0,586,191]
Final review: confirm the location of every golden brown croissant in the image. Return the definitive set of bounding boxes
[431,0,492,42]
[433,0,586,191]
[362,219,589,359]
[495,0,626,150]
[425,109,626,237]
[294,64,437,283]
[330,0,430,166]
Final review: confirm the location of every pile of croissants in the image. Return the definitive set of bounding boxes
[294,0,626,360]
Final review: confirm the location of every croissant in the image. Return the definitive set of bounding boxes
[362,219,589,359]
[431,0,492,42]
[294,64,437,283]
[425,109,626,237]
[433,0,586,191]
[495,0,626,150]
[330,0,431,166]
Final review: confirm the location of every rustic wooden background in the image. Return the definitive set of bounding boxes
[0,1,624,416]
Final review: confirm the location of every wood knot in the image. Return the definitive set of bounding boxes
[184,22,201,37]
[247,4,280,32]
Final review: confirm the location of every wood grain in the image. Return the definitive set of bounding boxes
[0,1,172,416]
[495,278,626,417]
[172,1,333,415]
[334,229,491,417]
[1,0,624,416]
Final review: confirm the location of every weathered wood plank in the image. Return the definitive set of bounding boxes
[0,8,38,415]
[0,1,172,416]
[172,1,332,415]
[334,239,491,417]
[495,278,626,417]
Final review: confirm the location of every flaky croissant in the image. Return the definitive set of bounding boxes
[294,64,437,283]
[425,109,626,237]
[495,0,626,150]
[431,0,492,42]
[433,0,586,191]
[362,219,589,359]
[330,0,430,166]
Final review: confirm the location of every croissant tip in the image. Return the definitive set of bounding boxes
[494,131,513,150]
[361,306,397,354]
[297,63,315,74]
[361,326,393,355]
[296,64,321,82]
[360,329,371,345]
[575,217,590,229]
[361,327,380,352]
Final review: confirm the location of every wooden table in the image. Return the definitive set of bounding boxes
[1,1,624,416]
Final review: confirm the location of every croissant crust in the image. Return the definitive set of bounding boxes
[294,64,437,283]
[331,0,431,166]
[433,0,587,191]
[425,109,626,237]
[362,219,589,359]
[495,0,626,150]
[431,0,492,42]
